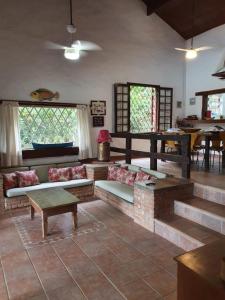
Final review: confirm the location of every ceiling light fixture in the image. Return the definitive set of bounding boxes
[185,49,197,60]
[64,47,80,60]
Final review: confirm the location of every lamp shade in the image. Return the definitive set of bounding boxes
[97,130,112,143]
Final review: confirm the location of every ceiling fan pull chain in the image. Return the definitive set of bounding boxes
[70,0,73,26]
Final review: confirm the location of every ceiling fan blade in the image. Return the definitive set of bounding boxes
[175,48,189,52]
[80,51,88,57]
[45,41,66,50]
[72,40,102,51]
[195,46,213,52]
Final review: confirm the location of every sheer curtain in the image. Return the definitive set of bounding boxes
[77,105,93,159]
[0,101,22,167]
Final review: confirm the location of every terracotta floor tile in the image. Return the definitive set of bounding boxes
[92,248,123,271]
[163,291,177,300]
[76,238,107,257]
[164,262,177,277]
[143,269,177,297]
[118,278,160,300]
[76,271,124,300]
[132,237,165,255]
[148,248,176,268]
[47,282,85,300]
[0,214,13,229]
[104,263,140,288]
[69,258,99,281]
[28,245,74,292]
[53,238,87,267]
[126,256,163,277]
[0,224,24,256]
[1,250,44,300]
[0,264,8,300]
[109,243,144,263]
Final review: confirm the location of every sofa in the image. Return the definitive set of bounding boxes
[93,163,194,231]
[94,164,168,217]
[0,162,94,210]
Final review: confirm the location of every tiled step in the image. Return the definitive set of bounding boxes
[174,197,225,235]
[194,182,225,206]
[154,215,223,251]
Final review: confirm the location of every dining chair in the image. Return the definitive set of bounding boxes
[189,133,201,163]
[208,132,225,170]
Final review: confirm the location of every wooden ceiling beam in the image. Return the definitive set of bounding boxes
[143,0,172,16]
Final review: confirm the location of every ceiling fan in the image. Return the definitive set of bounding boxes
[175,0,212,59]
[46,0,102,60]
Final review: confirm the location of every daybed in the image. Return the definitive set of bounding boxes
[0,162,94,210]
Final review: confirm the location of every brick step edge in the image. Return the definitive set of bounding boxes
[174,200,225,235]
[194,183,225,206]
[154,219,204,251]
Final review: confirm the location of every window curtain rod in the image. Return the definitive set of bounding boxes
[0,100,89,108]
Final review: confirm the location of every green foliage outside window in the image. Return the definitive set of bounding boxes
[19,106,78,149]
[130,85,155,133]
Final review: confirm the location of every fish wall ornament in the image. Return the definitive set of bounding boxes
[30,89,59,101]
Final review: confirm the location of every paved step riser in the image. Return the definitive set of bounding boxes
[154,219,203,251]
[194,183,225,206]
[174,201,225,235]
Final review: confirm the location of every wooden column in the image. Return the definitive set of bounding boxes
[181,135,191,179]
[126,134,132,164]
[150,135,157,170]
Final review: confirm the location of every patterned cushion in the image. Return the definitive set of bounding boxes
[16,170,40,187]
[107,166,128,181]
[48,167,71,182]
[3,173,18,191]
[135,171,151,182]
[71,165,87,179]
[117,168,136,186]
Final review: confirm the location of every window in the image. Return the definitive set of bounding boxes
[158,87,173,131]
[19,106,78,149]
[207,94,225,119]
[130,84,157,133]
[114,83,172,133]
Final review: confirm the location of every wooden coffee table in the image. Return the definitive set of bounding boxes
[26,187,80,238]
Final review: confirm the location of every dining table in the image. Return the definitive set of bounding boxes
[160,131,225,171]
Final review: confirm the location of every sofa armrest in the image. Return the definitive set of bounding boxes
[85,165,108,181]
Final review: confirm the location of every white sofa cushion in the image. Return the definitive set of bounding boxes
[6,179,93,198]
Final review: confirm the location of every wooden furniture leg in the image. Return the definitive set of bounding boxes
[30,206,35,220]
[73,204,78,229]
[204,136,210,170]
[42,212,48,239]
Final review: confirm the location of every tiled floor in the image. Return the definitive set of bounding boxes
[0,200,184,300]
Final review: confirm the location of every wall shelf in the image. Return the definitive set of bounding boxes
[186,119,225,124]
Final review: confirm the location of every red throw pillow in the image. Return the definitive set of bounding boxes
[3,173,18,191]
[108,166,119,180]
[16,170,40,187]
[71,165,87,179]
[107,166,128,181]
[135,171,151,182]
[117,168,136,186]
[48,167,71,182]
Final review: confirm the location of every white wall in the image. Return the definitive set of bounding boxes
[185,24,225,118]
[0,0,185,155]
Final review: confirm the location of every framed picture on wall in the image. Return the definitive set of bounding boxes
[177,101,182,108]
[93,116,104,127]
[190,97,196,105]
[90,100,106,115]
